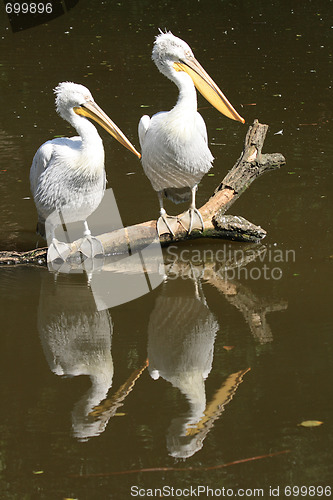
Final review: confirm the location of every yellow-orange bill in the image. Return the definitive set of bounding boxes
[74,101,141,158]
[174,57,245,124]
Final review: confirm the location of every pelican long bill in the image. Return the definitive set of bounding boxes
[173,56,245,124]
[74,101,141,158]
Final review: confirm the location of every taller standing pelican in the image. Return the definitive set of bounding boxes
[30,82,140,262]
[139,31,245,236]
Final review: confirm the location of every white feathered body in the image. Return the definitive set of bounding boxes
[30,132,106,236]
[139,105,213,195]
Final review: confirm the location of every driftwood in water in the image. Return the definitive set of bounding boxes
[0,120,285,265]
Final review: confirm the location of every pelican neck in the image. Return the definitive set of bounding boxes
[173,72,198,114]
[68,112,102,148]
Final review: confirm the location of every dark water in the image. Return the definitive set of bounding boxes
[0,1,332,498]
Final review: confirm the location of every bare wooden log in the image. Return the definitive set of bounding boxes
[210,120,285,215]
[0,120,285,265]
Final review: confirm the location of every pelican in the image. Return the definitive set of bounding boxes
[139,31,245,236]
[30,81,140,262]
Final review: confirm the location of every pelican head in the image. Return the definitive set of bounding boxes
[152,31,245,124]
[152,31,194,75]
[55,82,94,120]
[54,81,141,157]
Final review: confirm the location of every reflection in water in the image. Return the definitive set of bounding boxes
[204,271,288,344]
[37,271,113,441]
[38,244,287,454]
[148,278,219,458]
[148,256,287,458]
[166,247,288,345]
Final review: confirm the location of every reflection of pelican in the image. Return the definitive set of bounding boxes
[139,32,244,236]
[37,271,114,441]
[147,278,219,458]
[30,82,140,262]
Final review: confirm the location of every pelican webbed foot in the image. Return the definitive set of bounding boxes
[179,208,204,234]
[47,238,72,263]
[79,234,104,259]
[157,211,179,237]
[78,221,104,259]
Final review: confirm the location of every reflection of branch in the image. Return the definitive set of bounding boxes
[186,368,251,437]
[206,275,287,343]
[88,360,148,421]
[163,258,287,344]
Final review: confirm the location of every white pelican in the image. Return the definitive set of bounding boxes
[139,32,245,236]
[30,81,140,262]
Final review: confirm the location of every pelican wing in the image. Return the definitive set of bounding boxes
[30,141,58,236]
[30,137,82,194]
[29,141,55,197]
[138,115,151,149]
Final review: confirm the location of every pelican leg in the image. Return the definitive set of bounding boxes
[78,221,104,258]
[179,185,204,234]
[156,191,178,237]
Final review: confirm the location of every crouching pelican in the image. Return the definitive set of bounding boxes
[30,81,140,262]
[139,31,245,236]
